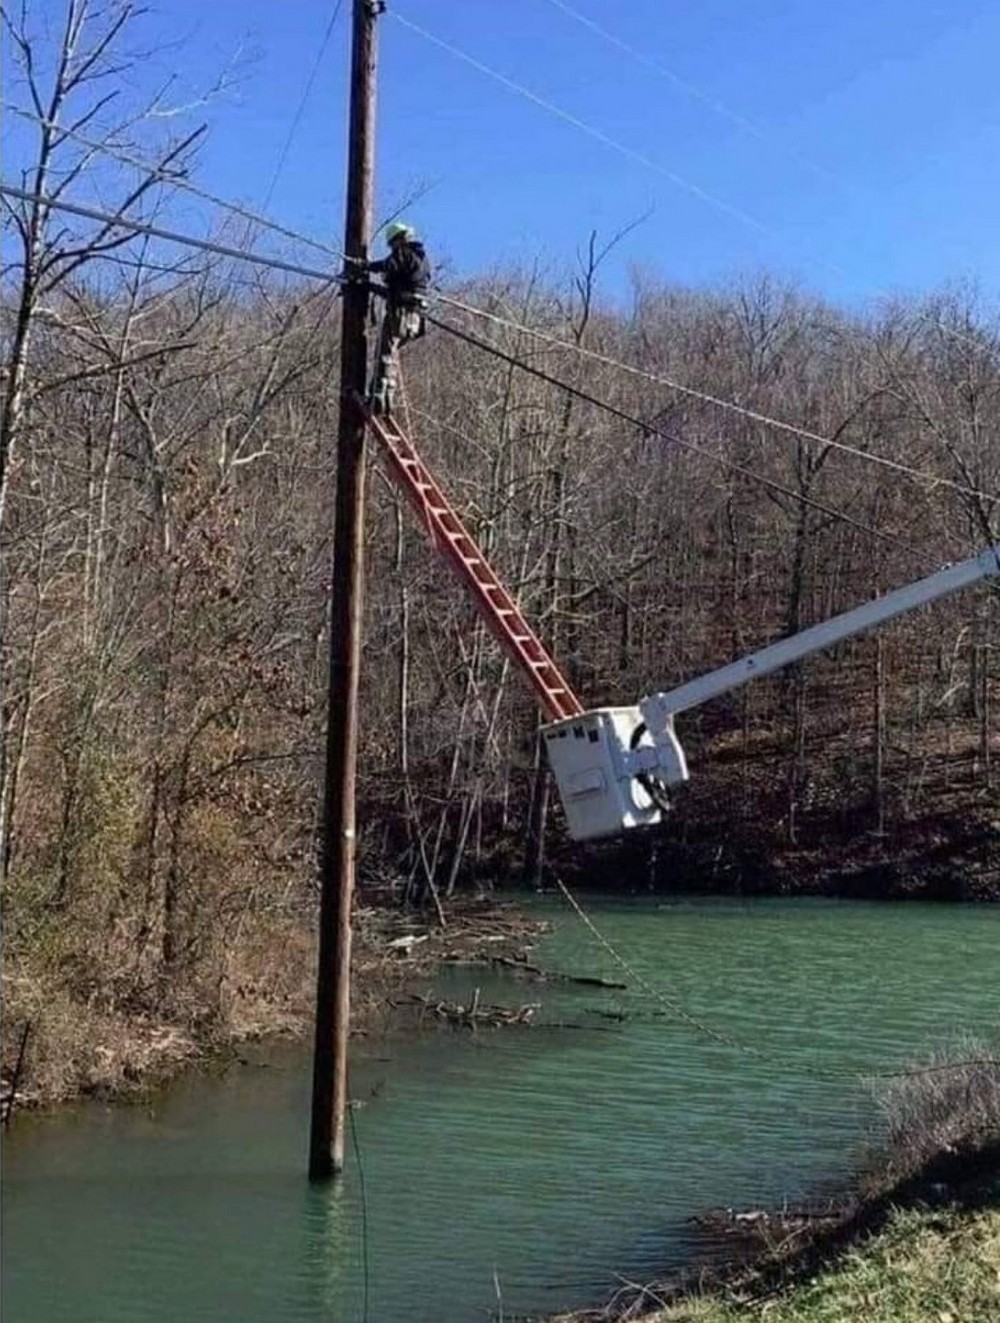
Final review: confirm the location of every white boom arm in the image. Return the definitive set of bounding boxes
[543,546,1000,841]
[641,546,1000,727]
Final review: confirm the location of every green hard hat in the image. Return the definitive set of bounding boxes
[385,221,415,244]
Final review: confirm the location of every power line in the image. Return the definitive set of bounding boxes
[553,877,765,1054]
[432,292,999,505]
[423,311,937,560]
[4,105,346,266]
[416,395,934,569]
[554,878,1000,1083]
[394,10,1000,370]
[0,181,343,283]
[347,1103,371,1323]
[389,10,769,237]
[540,0,1000,371]
[7,105,998,502]
[10,52,1000,387]
[539,0,849,193]
[4,180,996,511]
[261,0,346,212]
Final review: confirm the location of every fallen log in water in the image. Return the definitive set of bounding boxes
[442,952,627,990]
[391,990,541,1028]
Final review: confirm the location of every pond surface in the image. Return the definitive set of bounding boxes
[3,895,997,1322]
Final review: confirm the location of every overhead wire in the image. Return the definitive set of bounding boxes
[4,105,347,267]
[541,0,1000,368]
[0,182,344,284]
[395,8,1000,368]
[7,1,1000,463]
[6,174,998,516]
[11,13,996,384]
[431,293,999,506]
[7,106,997,503]
[11,178,905,551]
[347,1103,371,1323]
[261,0,346,212]
[423,310,958,560]
[554,878,1000,1082]
[5,169,997,518]
[410,405,936,585]
[389,10,769,237]
[539,0,851,192]
[553,877,767,1056]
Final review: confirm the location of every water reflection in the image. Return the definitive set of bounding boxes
[301,1164,358,1320]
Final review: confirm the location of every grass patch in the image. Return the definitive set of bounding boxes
[651,1205,1000,1322]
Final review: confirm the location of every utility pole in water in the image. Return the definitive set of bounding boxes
[309,0,380,1182]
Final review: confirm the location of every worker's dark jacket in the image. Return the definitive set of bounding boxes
[370,242,431,304]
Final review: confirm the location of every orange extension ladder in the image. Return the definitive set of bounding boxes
[358,397,584,723]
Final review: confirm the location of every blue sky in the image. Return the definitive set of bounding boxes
[5,0,1000,307]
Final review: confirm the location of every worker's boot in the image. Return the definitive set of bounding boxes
[379,355,398,417]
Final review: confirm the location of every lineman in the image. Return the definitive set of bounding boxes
[368,221,431,415]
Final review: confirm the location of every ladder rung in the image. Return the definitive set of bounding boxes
[364,399,584,720]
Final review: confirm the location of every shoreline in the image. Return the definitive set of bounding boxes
[550,1135,1000,1323]
[4,873,996,1118]
[1,892,548,1120]
[553,802,1000,903]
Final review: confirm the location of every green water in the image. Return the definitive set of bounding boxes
[3,896,998,1322]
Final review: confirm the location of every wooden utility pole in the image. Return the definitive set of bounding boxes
[309,0,380,1182]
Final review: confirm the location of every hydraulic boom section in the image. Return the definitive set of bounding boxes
[543,547,1000,841]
